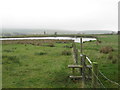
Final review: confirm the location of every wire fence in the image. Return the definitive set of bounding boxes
[85,56,120,88]
[99,70,120,87]
[92,70,105,88]
[74,42,119,88]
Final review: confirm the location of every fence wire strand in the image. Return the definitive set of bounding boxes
[78,48,119,88]
[92,70,105,88]
[99,70,120,87]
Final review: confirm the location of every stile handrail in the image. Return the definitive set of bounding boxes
[86,56,92,65]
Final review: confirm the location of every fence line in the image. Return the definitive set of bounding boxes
[92,70,105,88]
[71,37,119,88]
[99,70,120,87]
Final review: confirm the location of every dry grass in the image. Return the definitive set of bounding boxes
[100,46,114,54]
[2,39,73,46]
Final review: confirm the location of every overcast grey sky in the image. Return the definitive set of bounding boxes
[1,0,119,31]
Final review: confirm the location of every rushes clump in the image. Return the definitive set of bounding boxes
[107,53,118,64]
[3,49,14,52]
[47,43,55,47]
[108,53,113,60]
[3,55,20,64]
[34,52,47,55]
[62,50,71,55]
[63,45,72,48]
[100,46,114,54]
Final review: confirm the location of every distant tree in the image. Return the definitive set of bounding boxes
[111,31,115,35]
[44,31,46,35]
[54,32,57,36]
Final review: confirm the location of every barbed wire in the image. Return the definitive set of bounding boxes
[99,70,120,87]
[92,70,105,88]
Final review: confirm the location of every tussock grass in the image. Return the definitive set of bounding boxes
[62,50,72,55]
[3,49,14,52]
[2,42,83,88]
[34,52,47,55]
[100,46,114,54]
[75,35,118,88]
[2,55,20,64]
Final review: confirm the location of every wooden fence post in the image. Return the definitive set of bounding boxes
[80,37,83,54]
[80,38,83,75]
[81,55,86,88]
[75,49,78,64]
[73,42,76,53]
[73,42,78,64]
[92,62,98,88]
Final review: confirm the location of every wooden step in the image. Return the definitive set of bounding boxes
[86,65,92,68]
[69,75,82,79]
[68,65,83,68]
[68,65,92,68]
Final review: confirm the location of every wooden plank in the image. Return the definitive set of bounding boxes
[86,65,92,68]
[69,75,82,79]
[68,65,83,68]
[68,65,92,68]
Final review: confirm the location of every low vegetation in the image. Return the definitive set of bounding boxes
[2,41,83,88]
[61,50,72,56]
[100,46,114,54]
[2,34,118,88]
[75,34,118,88]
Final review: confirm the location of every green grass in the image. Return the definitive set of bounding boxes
[76,35,118,88]
[2,42,83,88]
[2,34,119,88]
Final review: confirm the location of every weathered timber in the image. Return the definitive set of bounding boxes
[69,75,82,79]
[80,37,83,54]
[92,62,98,88]
[81,55,86,88]
[68,65,92,68]
[68,65,83,68]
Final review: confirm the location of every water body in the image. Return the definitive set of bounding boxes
[0,37,96,43]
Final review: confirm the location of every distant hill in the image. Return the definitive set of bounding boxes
[1,28,117,36]
[78,30,117,34]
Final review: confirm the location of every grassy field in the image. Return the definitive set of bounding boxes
[2,34,119,88]
[76,34,118,88]
[2,41,84,88]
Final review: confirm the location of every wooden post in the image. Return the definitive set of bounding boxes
[75,49,78,64]
[80,38,83,75]
[88,68,91,79]
[92,62,98,88]
[73,42,78,64]
[73,42,76,53]
[80,37,83,54]
[81,55,86,88]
